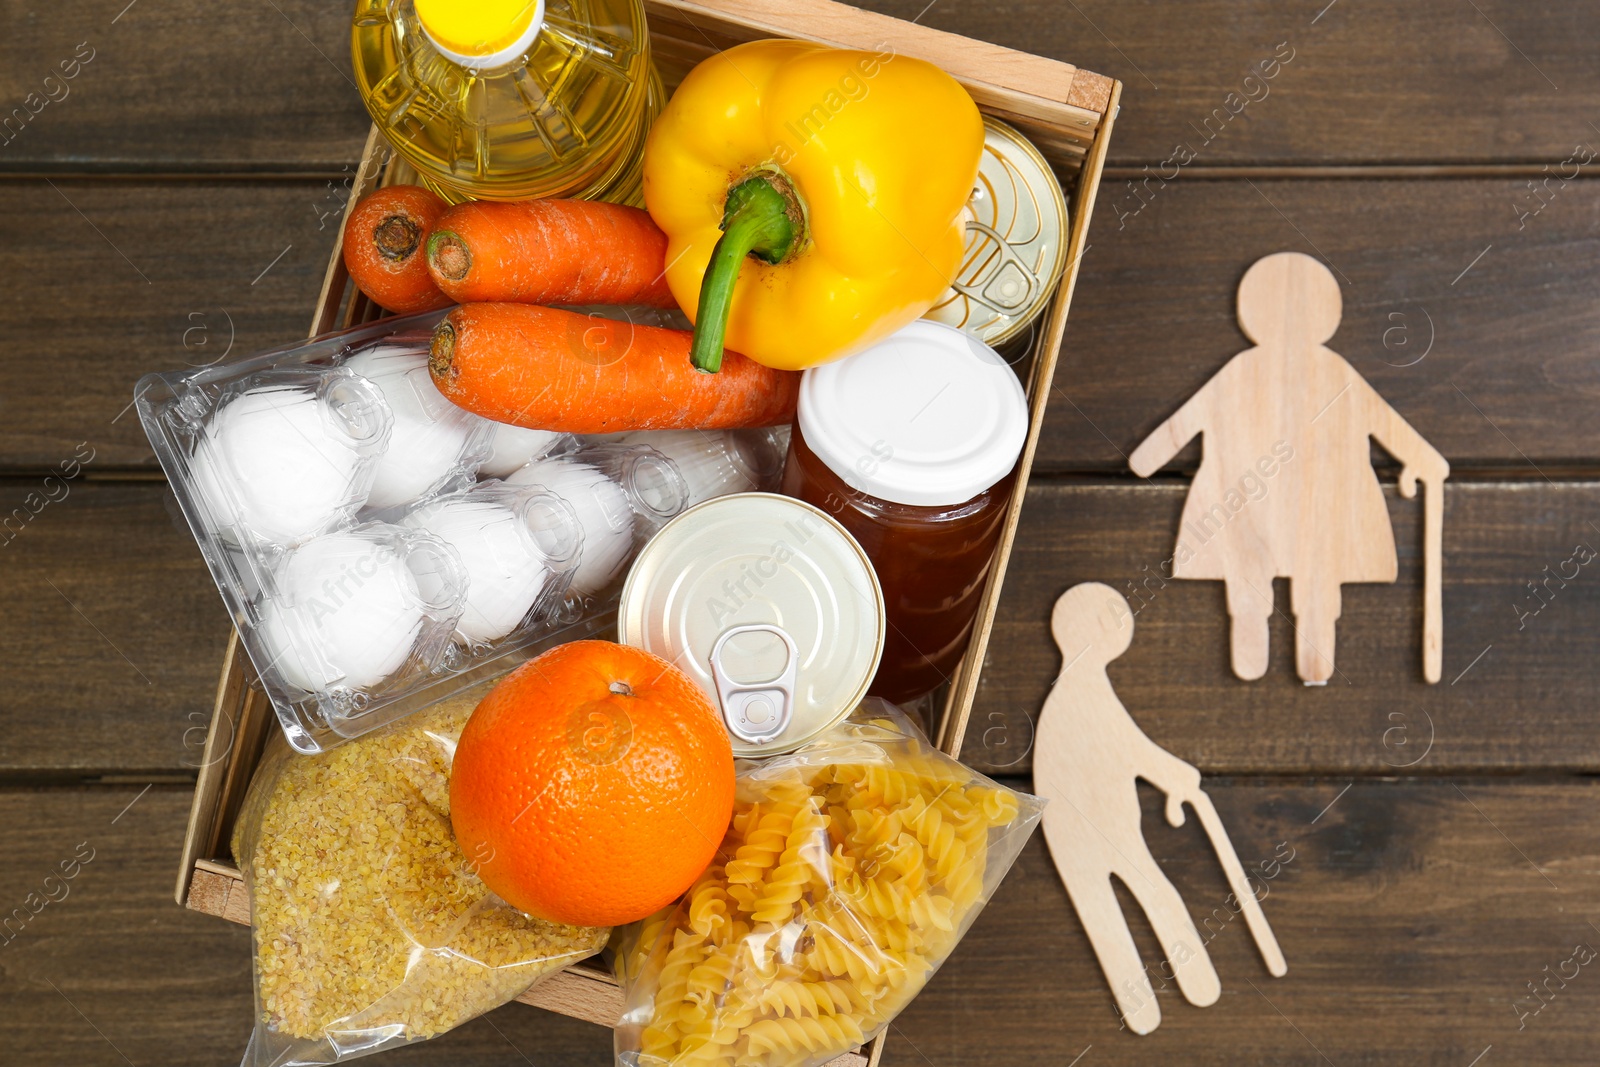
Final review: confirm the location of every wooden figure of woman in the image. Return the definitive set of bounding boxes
[1128,252,1449,684]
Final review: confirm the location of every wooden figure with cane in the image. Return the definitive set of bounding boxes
[1035,582,1287,1035]
[1129,251,1449,684]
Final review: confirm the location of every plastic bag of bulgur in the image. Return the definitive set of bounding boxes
[231,683,610,1066]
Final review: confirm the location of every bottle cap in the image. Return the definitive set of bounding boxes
[798,320,1028,507]
[415,0,546,68]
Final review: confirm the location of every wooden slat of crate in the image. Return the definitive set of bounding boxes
[939,75,1118,754]
[643,0,1109,164]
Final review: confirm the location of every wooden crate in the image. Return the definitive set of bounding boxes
[175,1,1119,1062]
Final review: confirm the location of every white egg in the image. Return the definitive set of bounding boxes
[345,344,483,510]
[506,457,633,596]
[191,385,364,544]
[258,531,425,691]
[479,424,568,478]
[404,497,554,643]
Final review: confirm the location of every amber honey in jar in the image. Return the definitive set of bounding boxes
[781,321,1028,703]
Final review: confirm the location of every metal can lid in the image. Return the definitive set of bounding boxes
[925,117,1070,347]
[617,493,885,757]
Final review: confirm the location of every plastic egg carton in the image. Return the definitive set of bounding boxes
[134,310,765,754]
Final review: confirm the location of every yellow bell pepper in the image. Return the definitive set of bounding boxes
[643,39,984,372]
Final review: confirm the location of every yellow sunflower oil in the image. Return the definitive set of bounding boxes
[351,0,658,204]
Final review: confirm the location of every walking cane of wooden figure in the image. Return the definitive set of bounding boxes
[1128,252,1449,684]
[1035,583,1287,1035]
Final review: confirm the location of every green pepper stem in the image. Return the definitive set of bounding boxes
[690,176,798,373]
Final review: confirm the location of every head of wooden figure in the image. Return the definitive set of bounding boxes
[1050,581,1134,671]
[1236,251,1342,348]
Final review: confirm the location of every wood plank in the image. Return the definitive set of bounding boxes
[0,179,344,471]
[6,1,1597,169]
[966,481,1600,777]
[0,482,229,776]
[854,0,1600,167]
[9,177,1600,475]
[890,777,1600,1066]
[8,781,1597,1065]
[1036,178,1600,473]
[7,476,1597,778]
[0,0,368,171]
[0,787,614,1065]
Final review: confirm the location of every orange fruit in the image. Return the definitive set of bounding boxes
[450,640,735,927]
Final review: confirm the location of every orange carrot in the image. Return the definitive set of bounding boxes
[426,200,677,308]
[428,304,797,434]
[343,186,454,314]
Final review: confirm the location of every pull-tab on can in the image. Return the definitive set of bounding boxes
[617,493,885,757]
[710,623,798,745]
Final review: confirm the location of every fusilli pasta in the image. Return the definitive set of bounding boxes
[618,705,1038,1067]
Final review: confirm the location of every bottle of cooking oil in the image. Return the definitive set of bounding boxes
[351,0,660,204]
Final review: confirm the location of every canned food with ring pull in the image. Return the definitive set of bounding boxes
[925,117,1071,347]
[616,493,885,757]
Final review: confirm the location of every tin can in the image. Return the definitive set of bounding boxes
[926,117,1070,347]
[617,493,885,757]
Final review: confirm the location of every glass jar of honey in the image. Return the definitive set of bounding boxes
[780,321,1028,703]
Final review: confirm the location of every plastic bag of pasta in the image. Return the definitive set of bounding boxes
[613,699,1043,1067]
[230,684,610,1066]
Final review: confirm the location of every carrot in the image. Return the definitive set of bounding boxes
[343,185,454,314]
[426,200,678,308]
[428,304,797,434]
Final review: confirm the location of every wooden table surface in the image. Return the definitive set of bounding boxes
[4,2,1598,1064]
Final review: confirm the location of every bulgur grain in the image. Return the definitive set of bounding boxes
[233,690,608,1044]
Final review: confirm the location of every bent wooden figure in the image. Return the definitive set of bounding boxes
[1036,582,1286,1035]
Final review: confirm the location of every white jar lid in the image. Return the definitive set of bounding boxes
[798,320,1028,507]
